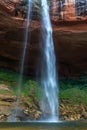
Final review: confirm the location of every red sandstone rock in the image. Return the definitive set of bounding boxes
[0,5,87,77]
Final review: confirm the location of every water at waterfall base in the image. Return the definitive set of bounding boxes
[0,121,87,130]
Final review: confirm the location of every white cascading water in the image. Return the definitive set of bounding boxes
[17,0,32,101]
[9,0,59,122]
[16,0,33,108]
[8,0,32,121]
[40,0,59,122]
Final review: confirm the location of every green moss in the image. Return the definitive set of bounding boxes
[59,76,87,105]
[0,68,41,99]
[0,68,87,105]
[59,87,87,104]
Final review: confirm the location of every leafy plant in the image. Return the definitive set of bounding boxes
[60,87,87,105]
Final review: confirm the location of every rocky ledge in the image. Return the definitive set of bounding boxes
[60,99,87,121]
[0,91,87,121]
[0,84,87,122]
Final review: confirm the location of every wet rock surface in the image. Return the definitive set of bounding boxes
[0,93,87,121]
[59,99,87,121]
[0,95,41,121]
[0,83,41,121]
[0,83,86,122]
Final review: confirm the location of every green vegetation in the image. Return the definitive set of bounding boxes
[0,68,41,99]
[60,88,87,104]
[59,76,87,105]
[0,68,87,105]
[59,76,87,90]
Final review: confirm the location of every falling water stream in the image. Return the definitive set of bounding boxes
[17,0,32,103]
[10,0,58,122]
[40,0,58,121]
[9,0,32,121]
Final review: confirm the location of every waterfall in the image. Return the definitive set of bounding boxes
[16,0,33,106]
[8,0,32,121]
[40,0,59,122]
[17,0,31,101]
[9,0,59,122]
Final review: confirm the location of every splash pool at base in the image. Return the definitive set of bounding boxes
[0,121,87,130]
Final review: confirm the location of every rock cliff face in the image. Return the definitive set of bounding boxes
[0,7,87,77]
[54,30,87,77]
[1,27,87,77]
